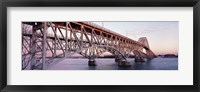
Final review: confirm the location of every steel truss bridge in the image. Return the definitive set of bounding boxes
[22,22,156,70]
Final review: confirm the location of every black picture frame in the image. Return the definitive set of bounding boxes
[0,0,199,92]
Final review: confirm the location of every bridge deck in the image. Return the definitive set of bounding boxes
[22,22,146,48]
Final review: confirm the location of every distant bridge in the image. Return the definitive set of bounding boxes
[22,22,156,70]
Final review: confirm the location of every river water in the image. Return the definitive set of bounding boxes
[47,57,178,70]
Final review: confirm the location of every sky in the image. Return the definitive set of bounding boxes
[92,22,178,55]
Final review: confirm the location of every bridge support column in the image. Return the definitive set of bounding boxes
[115,57,121,62]
[88,58,97,66]
[135,57,146,62]
[117,59,131,67]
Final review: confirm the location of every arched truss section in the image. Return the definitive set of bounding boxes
[124,48,155,60]
[63,45,127,61]
[138,37,149,49]
[132,50,147,60]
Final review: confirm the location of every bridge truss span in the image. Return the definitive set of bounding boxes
[22,22,156,70]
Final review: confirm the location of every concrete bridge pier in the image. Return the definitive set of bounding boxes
[117,59,131,67]
[88,58,97,66]
[135,57,147,62]
[115,57,121,62]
